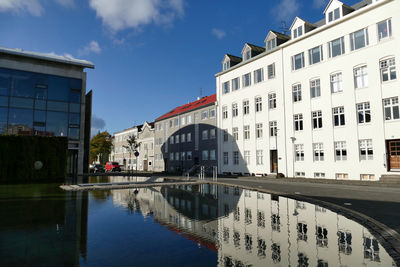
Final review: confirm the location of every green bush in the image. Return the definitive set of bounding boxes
[0,135,68,183]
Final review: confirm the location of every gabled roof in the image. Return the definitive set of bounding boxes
[241,43,265,55]
[264,30,290,43]
[114,124,143,135]
[290,17,317,30]
[222,54,242,64]
[0,46,94,69]
[155,94,216,122]
[140,121,155,131]
[323,0,354,14]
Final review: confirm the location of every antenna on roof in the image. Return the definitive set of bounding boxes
[280,21,289,35]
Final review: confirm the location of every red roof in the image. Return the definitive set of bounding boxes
[155,94,216,122]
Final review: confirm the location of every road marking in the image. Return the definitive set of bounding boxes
[344,202,352,206]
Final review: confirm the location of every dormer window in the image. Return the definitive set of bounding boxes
[267,39,276,51]
[328,8,340,22]
[293,26,303,38]
[244,50,251,61]
[223,61,230,71]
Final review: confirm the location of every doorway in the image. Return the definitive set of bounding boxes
[67,149,78,176]
[270,150,277,173]
[143,160,148,171]
[388,140,400,170]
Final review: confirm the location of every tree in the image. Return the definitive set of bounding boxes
[123,135,140,171]
[90,131,112,165]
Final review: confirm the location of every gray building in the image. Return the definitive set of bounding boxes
[0,46,94,175]
[153,94,217,173]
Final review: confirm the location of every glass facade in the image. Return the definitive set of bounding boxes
[0,67,82,139]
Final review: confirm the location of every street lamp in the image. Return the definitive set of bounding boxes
[290,137,296,178]
[275,128,279,179]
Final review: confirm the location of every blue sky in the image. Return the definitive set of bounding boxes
[0,0,361,135]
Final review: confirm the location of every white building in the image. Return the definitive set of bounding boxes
[216,0,400,180]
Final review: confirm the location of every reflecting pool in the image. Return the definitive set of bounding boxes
[0,180,397,266]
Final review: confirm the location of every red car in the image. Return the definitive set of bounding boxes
[105,162,121,172]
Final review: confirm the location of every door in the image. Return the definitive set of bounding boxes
[67,150,78,176]
[388,140,400,170]
[270,150,277,173]
[143,160,148,171]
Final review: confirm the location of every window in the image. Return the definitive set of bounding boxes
[187,151,192,160]
[312,111,323,129]
[232,103,238,117]
[181,152,186,161]
[350,28,369,51]
[255,96,262,112]
[309,45,323,65]
[267,63,275,79]
[357,102,371,124]
[268,93,276,109]
[170,136,174,144]
[380,58,396,82]
[383,97,399,120]
[359,139,373,160]
[233,127,238,140]
[313,143,324,161]
[377,19,392,41]
[233,151,239,165]
[254,68,264,83]
[330,73,343,93]
[354,66,368,89]
[328,37,345,58]
[187,132,192,142]
[210,109,216,118]
[222,81,230,94]
[175,135,179,143]
[292,52,305,70]
[181,117,185,125]
[210,128,216,139]
[294,114,303,131]
[256,150,263,165]
[201,110,208,120]
[336,173,349,179]
[295,144,304,161]
[175,152,179,161]
[333,106,345,126]
[187,115,192,124]
[293,26,303,38]
[243,100,250,115]
[335,141,347,161]
[210,150,216,160]
[170,153,174,161]
[223,152,229,165]
[202,150,208,160]
[244,125,250,140]
[267,38,276,51]
[292,84,302,102]
[222,106,228,119]
[181,134,185,143]
[175,118,179,126]
[316,226,328,247]
[310,79,321,98]
[361,174,375,180]
[223,129,228,142]
[232,77,240,91]
[242,73,251,87]
[269,121,277,137]
[244,151,250,165]
[244,49,251,61]
[169,120,173,128]
[256,123,263,138]
[223,61,230,71]
[202,130,208,140]
[328,7,340,22]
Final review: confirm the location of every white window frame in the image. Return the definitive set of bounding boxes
[232,77,240,91]
[357,102,371,124]
[244,150,250,165]
[383,97,399,121]
[209,108,216,118]
[243,100,250,115]
[310,78,321,98]
[256,150,263,165]
[268,93,276,109]
[233,127,238,140]
[333,106,345,126]
[328,37,345,58]
[256,123,263,139]
[295,144,304,161]
[254,68,264,84]
[313,143,324,161]
[377,18,392,42]
[222,105,228,119]
[335,141,347,161]
[244,125,250,140]
[354,65,368,89]
[292,84,302,102]
[269,121,277,137]
[201,110,208,120]
[267,63,275,79]
[350,28,369,51]
[359,139,373,160]
[255,96,262,112]
[312,110,323,129]
[242,73,251,87]
[292,52,305,70]
[223,129,228,142]
[330,72,343,93]
[380,57,396,82]
[308,45,323,65]
[232,103,238,117]
[294,114,303,131]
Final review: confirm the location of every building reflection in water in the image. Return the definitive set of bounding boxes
[111,184,396,267]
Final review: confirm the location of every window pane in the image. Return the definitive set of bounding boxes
[394,106,400,120]
[11,71,35,97]
[34,110,46,123]
[68,127,80,140]
[47,76,70,102]
[0,107,8,134]
[9,97,34,109]
[8,108,33,132]
[331,39,342,57]
[0,96,8,107]
[46,111,68,137]
[35,87,47,100]
[69,103,80,113]
[47,101,68,112]
[35,100,46,110]
[354,30,365,50]
[0,70,11,96]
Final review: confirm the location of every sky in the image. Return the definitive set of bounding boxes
[0,0,361,135]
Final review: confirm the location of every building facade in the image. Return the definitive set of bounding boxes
[216,0,400,180]
[154,95,217,173]
[111,125,140,170]
[0,46,94,175]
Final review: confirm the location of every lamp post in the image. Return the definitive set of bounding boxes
[275,128,279,179]
[290,137,296,178]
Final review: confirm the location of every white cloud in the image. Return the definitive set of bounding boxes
[211,28,226,40]
[89,0,185,32]
[313,0,327,9]
[78,41,102,56]
[0,0,43,16]
[272,0,301,22]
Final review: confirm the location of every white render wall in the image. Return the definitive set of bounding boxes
[216,0,400,180]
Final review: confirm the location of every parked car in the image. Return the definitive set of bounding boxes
[93,164,105,173]
[105,161,121,172]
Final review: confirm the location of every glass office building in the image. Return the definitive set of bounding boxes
[0,46,94,176]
